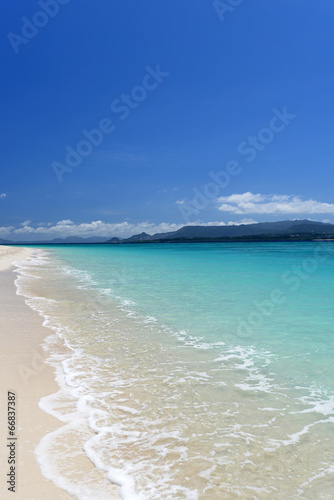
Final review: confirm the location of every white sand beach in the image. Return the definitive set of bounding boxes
[0,246,72,499]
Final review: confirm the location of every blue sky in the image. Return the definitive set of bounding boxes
[1,0,334,240]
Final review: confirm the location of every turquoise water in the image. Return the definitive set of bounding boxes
[16,242,334,498]
[49,242,334,387]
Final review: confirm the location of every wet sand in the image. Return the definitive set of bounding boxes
[0,246,72,499]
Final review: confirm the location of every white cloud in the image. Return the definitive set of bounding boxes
[187,219,257,227]
[217,192,334,215]
[21,220,31,226]
[0,221,183,239]
[13,227,33,235]
[219,193,265,204]
[56,219,74,225]
[0,193,6,198]
[234,218,258,225]
[0,226,14,236]
[0,219,258,240]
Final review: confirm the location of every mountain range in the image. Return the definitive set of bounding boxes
[1,220,334,245]
[110,220,334,243]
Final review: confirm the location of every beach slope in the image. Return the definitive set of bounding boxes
[0,246,71,499]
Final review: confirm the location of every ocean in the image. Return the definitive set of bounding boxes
[15,242,334,499]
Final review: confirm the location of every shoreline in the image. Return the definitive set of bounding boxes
[0,246,72,499]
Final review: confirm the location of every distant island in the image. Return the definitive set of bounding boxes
[2,220,334,245]
[105,220,334,244]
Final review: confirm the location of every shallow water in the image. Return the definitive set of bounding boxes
[14,242,334,499]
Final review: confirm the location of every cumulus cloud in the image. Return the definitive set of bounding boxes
[21,220,31,226]
[0,218,259,240]
[0,193,6,198]
[216,192,334,215]
[56,219,74,225]
[0,226,14,235]
[0,221,183,239]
